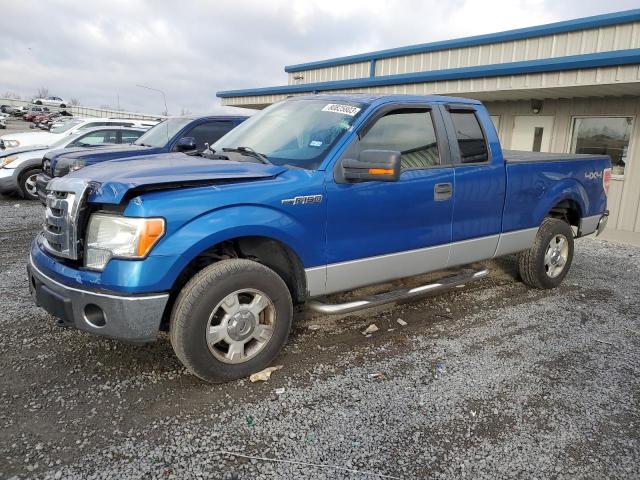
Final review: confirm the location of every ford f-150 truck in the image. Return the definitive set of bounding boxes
[28,94,611,383]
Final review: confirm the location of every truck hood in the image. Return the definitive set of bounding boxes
[67,153,288,204]
[53,144,151,161]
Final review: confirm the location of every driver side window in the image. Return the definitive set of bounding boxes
[360,109,440,170]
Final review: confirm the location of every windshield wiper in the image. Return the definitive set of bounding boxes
[222,146,271,164]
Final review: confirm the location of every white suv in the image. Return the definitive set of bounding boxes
[0,118,158,150]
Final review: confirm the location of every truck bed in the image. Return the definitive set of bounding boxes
[503,150,605,163]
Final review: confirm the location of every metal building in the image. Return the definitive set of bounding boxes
[218,9,640,244]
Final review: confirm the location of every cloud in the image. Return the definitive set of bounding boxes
[0,0,636,114]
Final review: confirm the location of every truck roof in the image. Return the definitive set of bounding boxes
[292,93,483,106]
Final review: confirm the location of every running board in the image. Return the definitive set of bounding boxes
[307,268,489,315]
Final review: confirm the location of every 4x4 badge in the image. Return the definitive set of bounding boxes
[281,195,323,206]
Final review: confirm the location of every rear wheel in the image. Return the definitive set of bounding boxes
[35,100,42,105]
[170,259,293,383]
[18,168,41,201]
[518,217,574,289]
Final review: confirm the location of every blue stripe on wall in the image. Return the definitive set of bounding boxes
[217,48,640,98]
[283,9,640,73]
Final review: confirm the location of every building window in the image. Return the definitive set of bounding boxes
[570,116,633,176]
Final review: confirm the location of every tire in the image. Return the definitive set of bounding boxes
[170,259,293,383]
[60,104,66,108]
[18,168,41,201]
[35,100,42,105]
[517,217,574,289]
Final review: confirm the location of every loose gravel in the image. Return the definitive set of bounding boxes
[0,196,638,479]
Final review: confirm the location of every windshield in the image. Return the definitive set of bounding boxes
[211,99,365,169]
[134,118,191,148]
[50,119,82,134]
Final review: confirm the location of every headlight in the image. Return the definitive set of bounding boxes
[2,140,19,148]
[54,158,86,176]
[1,155,18,167]
[85,214,165,271]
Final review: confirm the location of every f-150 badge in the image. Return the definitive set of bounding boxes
[281,195,323,206]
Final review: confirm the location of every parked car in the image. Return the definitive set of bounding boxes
[0,117,6,129]
[1,105,20,114]
[0,117,156,150]
[28,94,611,383]
[0,126,146,200]
[34,113,252,200]
[23,106,50,122]
[33,96,68,108]
[32,112,61,130]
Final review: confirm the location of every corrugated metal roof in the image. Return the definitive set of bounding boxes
[283,9,640,73]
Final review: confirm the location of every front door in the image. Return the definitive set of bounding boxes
[511,115,555,152]
[324,105,454,294]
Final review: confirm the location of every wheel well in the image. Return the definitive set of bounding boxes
[548,199,581,229]
[160,236,307,330]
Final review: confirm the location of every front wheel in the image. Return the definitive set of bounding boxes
[518,217,574,289]
[18,168,41,200]
[169,259,293,383]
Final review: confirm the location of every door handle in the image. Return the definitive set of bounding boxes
[434,182,453,201]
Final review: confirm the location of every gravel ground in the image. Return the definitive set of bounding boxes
[0,196,638,480]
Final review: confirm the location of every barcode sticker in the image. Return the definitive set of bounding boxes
[321,104,361,116]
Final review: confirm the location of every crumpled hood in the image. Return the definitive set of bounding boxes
[67,152,287,204]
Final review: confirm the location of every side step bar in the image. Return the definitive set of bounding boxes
[307,268,489,315]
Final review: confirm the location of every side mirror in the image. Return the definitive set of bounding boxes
[342,149,401,182]
[175,136,197,152]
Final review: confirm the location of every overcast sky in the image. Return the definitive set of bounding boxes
[1,0,637,115]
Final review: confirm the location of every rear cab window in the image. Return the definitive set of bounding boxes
[448,109,489,164]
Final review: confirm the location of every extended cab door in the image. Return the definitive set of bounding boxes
[440,104,506,265]
[323,104,455,294]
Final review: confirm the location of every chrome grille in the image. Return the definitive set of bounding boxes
[42,177,90,260]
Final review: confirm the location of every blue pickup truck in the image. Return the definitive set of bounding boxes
[28,94,611,383]
[34,113,251,203]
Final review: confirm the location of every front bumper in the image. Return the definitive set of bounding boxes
[36,172,51,204]
[28,255,169,343]
[0,167,18,194]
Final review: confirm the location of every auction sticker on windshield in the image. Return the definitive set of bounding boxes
[321,104,361,116]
